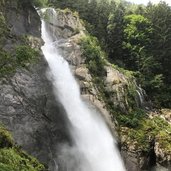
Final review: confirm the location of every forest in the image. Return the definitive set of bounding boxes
[40,0,171,108]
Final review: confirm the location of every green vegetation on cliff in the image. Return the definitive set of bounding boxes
[49,0,171,108]
[0,46,39,77]
[81,35,106,77]
[0,125,45,171]
[80,34,137,113]
[0,1,40,78]
[120,115,171,154]
[0,13,9,45]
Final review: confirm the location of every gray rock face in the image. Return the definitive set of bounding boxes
[0,61,71,166]
[104,66,130,113]
[41,8,85,39]
[4,1,41,37]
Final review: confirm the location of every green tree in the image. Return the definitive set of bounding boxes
[123,14,152,70]
[107,3,125,64]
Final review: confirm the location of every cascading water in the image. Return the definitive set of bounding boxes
[40,8,126,171]
[136,86,147,108]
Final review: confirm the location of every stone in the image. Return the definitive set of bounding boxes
[75,66,91,81]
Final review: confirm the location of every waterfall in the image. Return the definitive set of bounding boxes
[40,8,126,171]
[136,86,147,108]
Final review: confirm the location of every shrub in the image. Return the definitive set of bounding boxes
[0,50,15,77]
[0,124,45,171]
[0,45,39,78]
[0,148,45,171]
[80,35,106,77]
[15,45,39,66]
[117,109,146,128]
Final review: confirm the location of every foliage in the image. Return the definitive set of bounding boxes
[106,3,125,63]
[18,0,48,7]
[0,12,9,45]
[80,35,106,77]
[111,64,135,78]
[121,116,171,152]
[122,14,152,70]
[0,125,45,171]
[0,46,39,78]
[15,45,39,66]
[0,148,45,171]
[117,108,146,128]
[0,50,15,77]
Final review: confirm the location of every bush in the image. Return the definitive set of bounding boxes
[0,148,45,171]
[0,45,39,78]
[0,50,15,77]
[15,45,39,66]
[0,125,45,171]
[80,35,106,77]
[117,109,146,128]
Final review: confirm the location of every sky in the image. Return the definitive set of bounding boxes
[128,0,171,6]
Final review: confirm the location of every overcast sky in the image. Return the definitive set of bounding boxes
[128,0,171,5]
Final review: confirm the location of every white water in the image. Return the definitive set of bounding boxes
[136,86,146,108]
[41,9,126,171]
